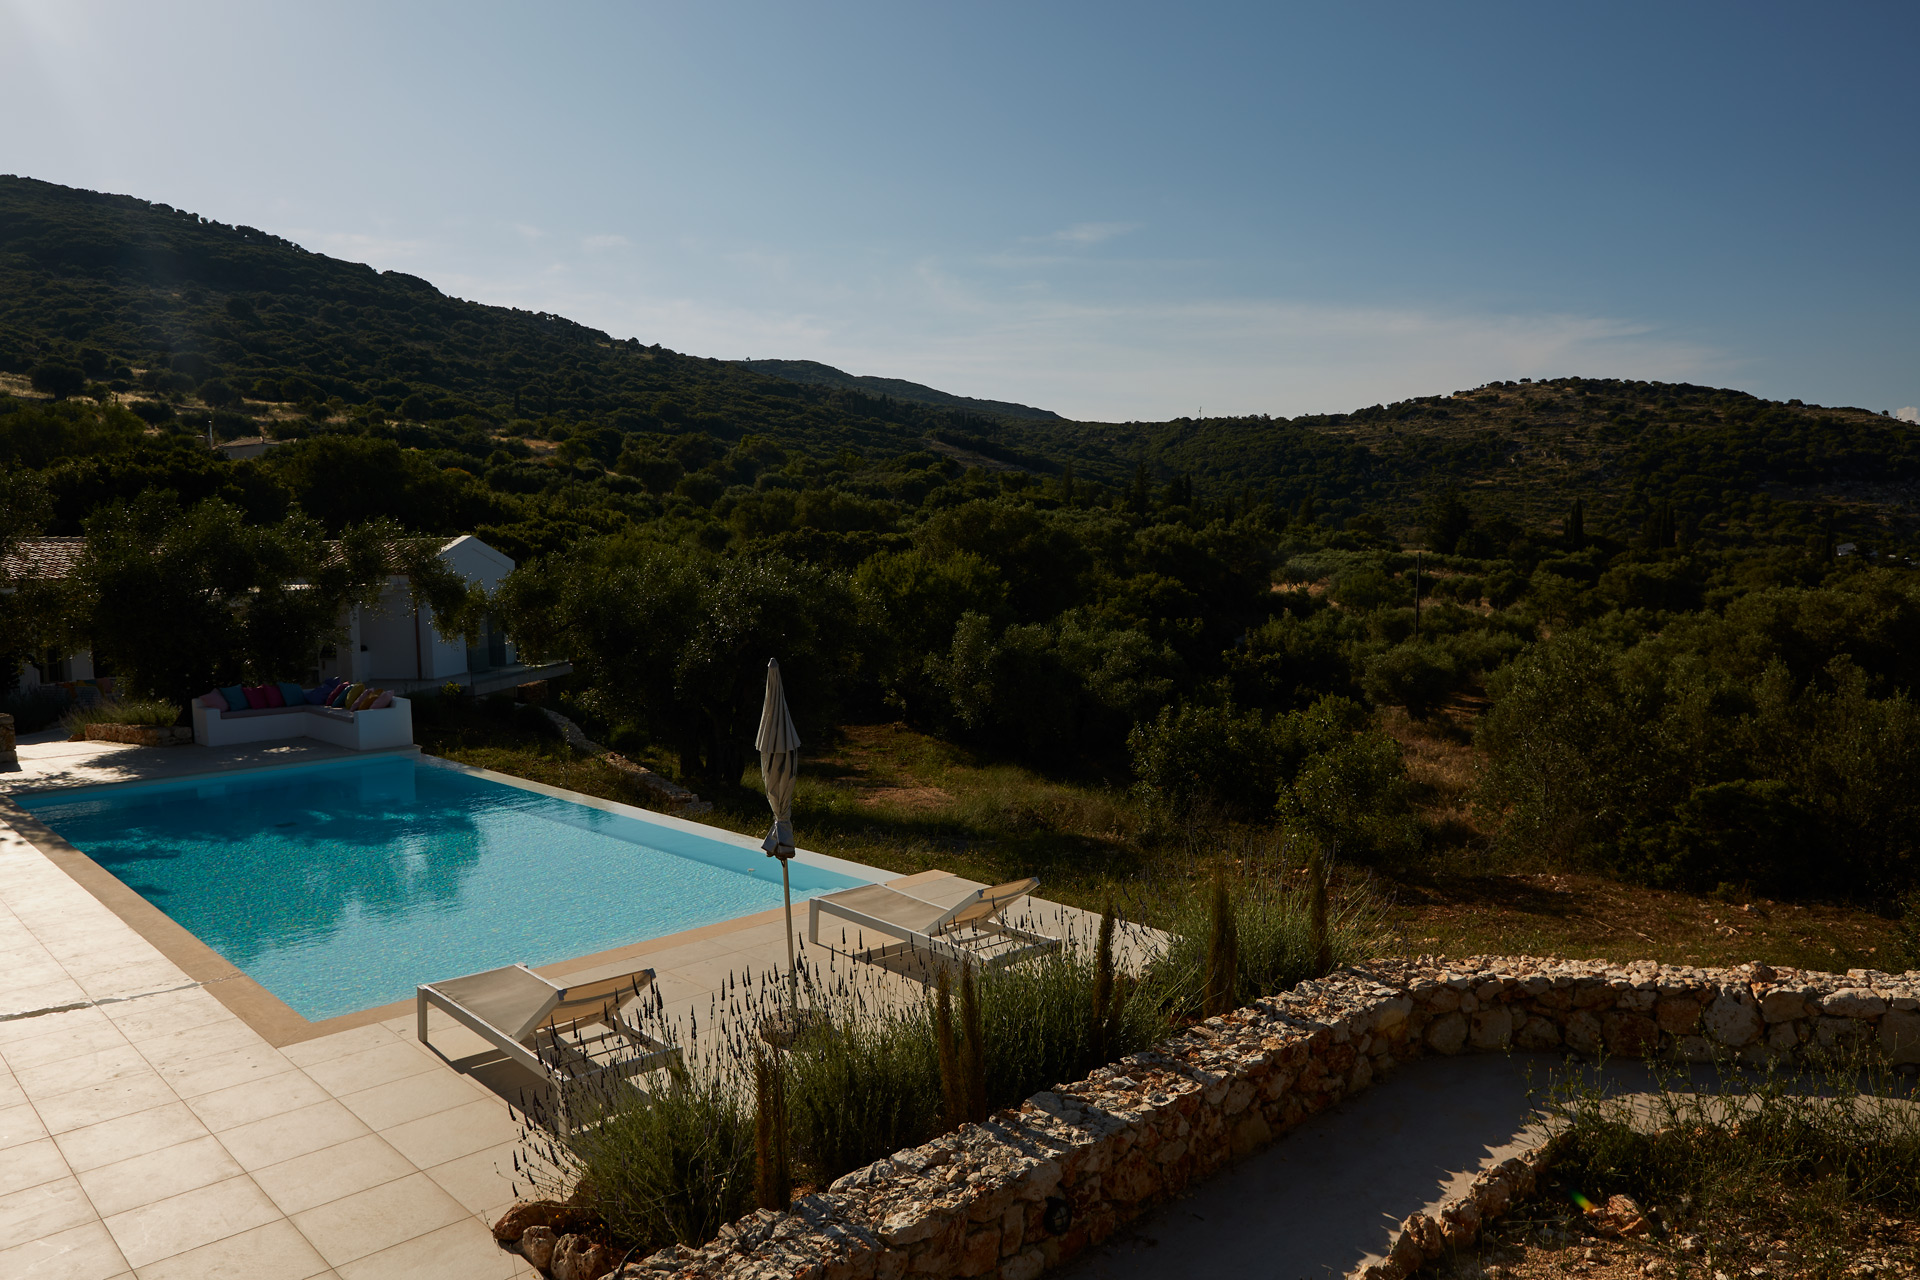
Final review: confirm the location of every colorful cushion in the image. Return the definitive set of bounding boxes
[199,691,228,710]
[355,688,383,711]
[335,682,364,709]
[275,682,306,707]
[368,690,394,710]
[261,685,286,708]
[220,685,249,712]
[306,678,341,706]
[242,685,270,710]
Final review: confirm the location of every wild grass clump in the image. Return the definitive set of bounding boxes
[1145,840,1384,1020]
[786,999,939,1182]
[62,697,180,734]
[1539,1052,1920,1278]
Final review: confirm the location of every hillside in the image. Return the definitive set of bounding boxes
[733,359,1061,421]
[3,173,1919,552]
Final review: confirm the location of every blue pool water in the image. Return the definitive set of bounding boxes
[20,756,869,1021]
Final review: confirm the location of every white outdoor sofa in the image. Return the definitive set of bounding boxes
[191,696,414,751]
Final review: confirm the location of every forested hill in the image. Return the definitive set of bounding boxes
[3,173,1919,553]
[733,360,1061,421]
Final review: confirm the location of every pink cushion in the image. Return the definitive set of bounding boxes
[242,685,270,710]
[261,684,286,708]
[199,691,228,709]
[369,690,394,710]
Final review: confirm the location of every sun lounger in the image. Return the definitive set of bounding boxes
[808,876,1060,969]
[417,963,681,1123]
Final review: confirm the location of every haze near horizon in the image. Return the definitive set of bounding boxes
[3,0,1915,422]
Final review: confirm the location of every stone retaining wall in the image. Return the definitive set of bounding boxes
[518,956,1920,1280]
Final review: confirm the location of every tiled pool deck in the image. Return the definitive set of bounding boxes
[0,738,1106,1280]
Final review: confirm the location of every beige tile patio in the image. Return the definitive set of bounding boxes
[34,1070,179,1135]
[131,1218,331,1280]
[290,1171,468,1268]
[160,1043,297,1099]
[250,1133,417,1216]
[0,1013,130,1070]
[106,987,235,1041]
[216,1100,373,1171]
[102,1174,282,1270]
[299,1040,440,1097]
[0,976,91,1015]
[378,1097,516,1170]
[333,1216,521,1280]
[0,1003,109,1047]
[0,1100,50,1150]
[56,1102,212,1173]
[79,1134,247,1218]
[132,1016,268,1072]
[0,1176,99,1244]
[0,1219,132,1280]
[0,1069,23,1109]
[422,1143,521,1218]
[0,1137,71,1197]
[187,1068,332,1132]
[334,1069,488,1131]
[14,1042,153,1099]
[279,1023,400,1069]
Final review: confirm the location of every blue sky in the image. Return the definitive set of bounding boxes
[4,1,1916,421]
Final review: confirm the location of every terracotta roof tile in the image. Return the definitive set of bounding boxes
[0,537,85,581]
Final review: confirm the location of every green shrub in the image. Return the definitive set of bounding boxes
[787,1003,939,1184]
[62,697,181,734]
[542,1072,756,1253]
[2,685,68,733]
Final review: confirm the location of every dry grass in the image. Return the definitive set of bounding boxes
[422,709,1903,974]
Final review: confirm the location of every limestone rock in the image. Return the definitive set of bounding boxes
[1469,1007,1514,1051]
[1563,1011,1603,1056]
[1586,1193,1648,1238]
[1515,1016,1562,1051]
[1654,998,1701,1034]
[1704,995,1762,1047]
[552,1234,615,1280]
[1426,1012,1467,1055]
[1759,989,1807,1023]
[495,1201,593,1243]
[520,1226,559,1271]
[1882,1009,1920,1064]
[1823,988,1889,1019]
[1601,1012,1659,1058]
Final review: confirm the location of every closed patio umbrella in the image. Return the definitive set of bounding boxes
[757,658,802,1014]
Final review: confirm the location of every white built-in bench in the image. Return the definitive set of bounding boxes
[190,697,413,751]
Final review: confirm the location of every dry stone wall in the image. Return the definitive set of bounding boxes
[516,956,1920,1280]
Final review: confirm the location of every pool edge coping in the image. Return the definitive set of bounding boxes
[0,750,915,1048]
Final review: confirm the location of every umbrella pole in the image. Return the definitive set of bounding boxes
[782,858,797,1016]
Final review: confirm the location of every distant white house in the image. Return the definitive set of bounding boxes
[5,533,566,699]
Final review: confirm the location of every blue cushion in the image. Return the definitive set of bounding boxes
[307,678,341,706]
[219,685,249,712]
[275,682,307,708]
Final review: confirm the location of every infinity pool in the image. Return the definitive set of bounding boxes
[20,755,870,1021]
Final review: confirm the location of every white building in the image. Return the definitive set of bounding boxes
[6,533,566,699]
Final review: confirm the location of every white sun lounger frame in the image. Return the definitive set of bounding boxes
[808,880,1061,969]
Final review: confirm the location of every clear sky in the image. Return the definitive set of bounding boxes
[4,1,1916,422]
